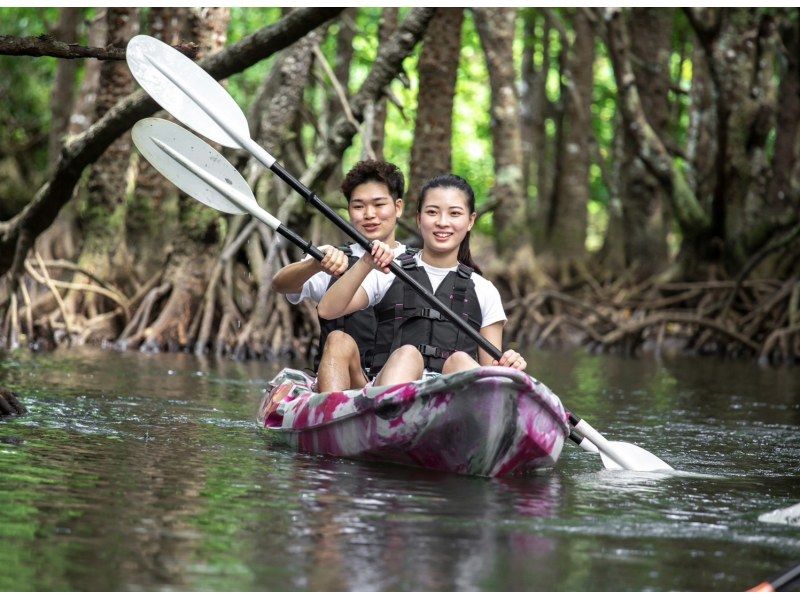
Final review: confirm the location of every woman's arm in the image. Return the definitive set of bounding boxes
[478,322,527,370]
[318,242,394,319]
[478,322,504,366]
[317,259,371,319]
[271,246,348,294]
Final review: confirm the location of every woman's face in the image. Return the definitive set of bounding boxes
[417,187,476,255]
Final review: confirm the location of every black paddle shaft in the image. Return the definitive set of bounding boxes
[270,161,504,362]
[276,223,325,262]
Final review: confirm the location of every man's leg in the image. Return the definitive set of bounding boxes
[317,331,368,393]
[373,345,424,386]
[442,351,480,375]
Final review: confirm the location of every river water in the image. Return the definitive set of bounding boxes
[0,347,797,591]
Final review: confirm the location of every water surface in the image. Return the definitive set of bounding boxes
[0,347,798,591]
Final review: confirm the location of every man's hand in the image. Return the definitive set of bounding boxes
[318,245,349,277]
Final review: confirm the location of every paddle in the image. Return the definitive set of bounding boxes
[131,118,325,262]
[749,561,800,592]
[126,34,672,472]
[758,502,800,526]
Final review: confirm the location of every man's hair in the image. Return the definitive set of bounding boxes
[341,160,405,202]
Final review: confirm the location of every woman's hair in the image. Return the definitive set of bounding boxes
[417,174,482,275]
[341,160,405,202]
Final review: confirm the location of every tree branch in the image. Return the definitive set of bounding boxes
[0,34,198,60]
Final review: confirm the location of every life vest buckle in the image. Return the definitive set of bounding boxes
[420,307,442,320]
[417,344,451,359]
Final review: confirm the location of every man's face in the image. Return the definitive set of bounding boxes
[348,181,403,242]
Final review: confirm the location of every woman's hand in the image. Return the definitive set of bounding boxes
[361,240,394,274]
[494,349,526,371]
[318,245,349,277]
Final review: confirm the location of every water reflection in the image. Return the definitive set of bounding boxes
[0,347,798,590]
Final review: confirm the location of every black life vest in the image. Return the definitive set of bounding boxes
[371,249,483,373]
[314,246,376,370]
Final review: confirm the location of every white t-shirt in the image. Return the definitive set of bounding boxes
[285,242,407,305]
[360,252,506,328]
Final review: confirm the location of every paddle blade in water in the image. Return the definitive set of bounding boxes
[132,118,253,215]
[127,35,248,148]
[759,502,800,526]
[597,441,674,471]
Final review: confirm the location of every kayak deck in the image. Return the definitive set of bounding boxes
[258,366,569,477]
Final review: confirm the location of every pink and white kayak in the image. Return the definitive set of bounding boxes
[258,366,569,477]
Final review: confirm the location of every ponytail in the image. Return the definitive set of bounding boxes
[418,174,482,275]
[457,230,482,275]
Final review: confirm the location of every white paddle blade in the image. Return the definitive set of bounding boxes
[132,118,252,215]
[598,441,674,472]
[759,502,800,526]
[127,35,248,148]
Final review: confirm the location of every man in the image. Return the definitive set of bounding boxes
[271,160,407,392]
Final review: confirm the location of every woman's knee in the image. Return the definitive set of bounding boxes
[442,351,478,374]
[389,344,424,367]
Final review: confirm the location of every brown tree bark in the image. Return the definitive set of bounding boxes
[369,8,399,160]
[545,9,594,264]
[82,8,139,269]
[0,34,195,60]
[67,10,107,138]
[127,8,181,280]
[619,8,672,275]
[57,8,139,333]
[520,9,550,206]
[323,10,357,199]
[139,8,232,351]
[47,8,83,170]
[407,8,464,211]
[764,15,800,240]
[473,8,529,258]
[606,8,710,267]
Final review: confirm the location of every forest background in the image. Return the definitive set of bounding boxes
[0,7,798,366]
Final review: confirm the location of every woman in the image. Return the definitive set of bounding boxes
[318,174,526,386]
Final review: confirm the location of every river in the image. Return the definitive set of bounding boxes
[0,347,798,590]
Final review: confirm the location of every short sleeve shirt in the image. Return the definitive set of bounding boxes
[360,252,506,328]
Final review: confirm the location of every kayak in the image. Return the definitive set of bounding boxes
[257,366,569,477]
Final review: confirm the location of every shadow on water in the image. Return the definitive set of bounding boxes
[0,346,797,590]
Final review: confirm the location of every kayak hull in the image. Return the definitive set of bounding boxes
[258,366,569,477]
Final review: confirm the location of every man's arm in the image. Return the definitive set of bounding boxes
[271,245,348,295]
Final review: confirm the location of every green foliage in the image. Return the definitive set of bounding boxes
[0,8,69,173]
[225,8,283,107]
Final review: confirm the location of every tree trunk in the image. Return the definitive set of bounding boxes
[520,9,550,207]
[234,28,323,356]
[606,8,710,279]
[128,8,180,280]
[67,11,107,138]
[80,7,139,286]
[619,8,671,275]
[323,9,357,198]
[47,8,83,171]
[140,8,232,351]
[544,9,594,265]
[407,8,464,211]
[369,8,399,160]
[474,8,529,258]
